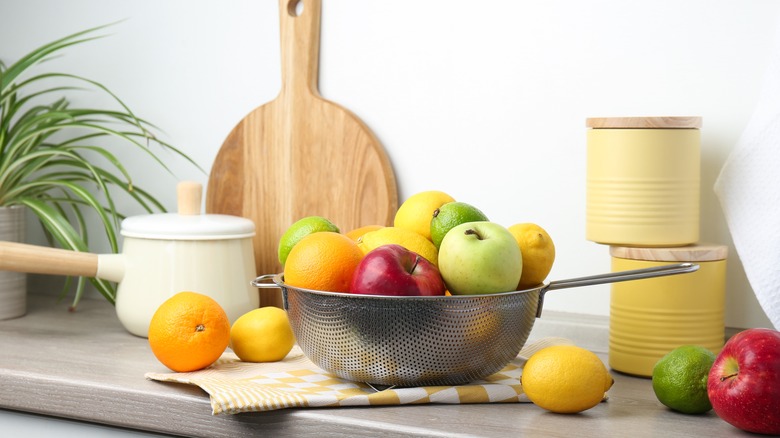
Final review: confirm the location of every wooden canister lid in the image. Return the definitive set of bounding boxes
[586,116,702,129]
[610,244,727,262]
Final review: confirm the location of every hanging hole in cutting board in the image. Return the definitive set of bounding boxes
[288,0,304,17]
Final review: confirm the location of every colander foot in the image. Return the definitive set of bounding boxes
[365,382,396,392]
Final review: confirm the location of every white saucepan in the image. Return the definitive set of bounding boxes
[0,182,259,337]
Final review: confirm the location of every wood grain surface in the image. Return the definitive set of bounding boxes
[586,116,702,129]
[0,293,747,438]
[206,0,398,308]
[610,244,728,262]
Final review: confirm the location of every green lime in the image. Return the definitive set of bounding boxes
[651,345,716,414]
[278,216,339,266]
[430,202,489,249]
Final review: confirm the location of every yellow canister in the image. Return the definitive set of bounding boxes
[609,244,727,377]
[586,116,701,246]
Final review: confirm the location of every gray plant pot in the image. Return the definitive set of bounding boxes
[0,205,26,320]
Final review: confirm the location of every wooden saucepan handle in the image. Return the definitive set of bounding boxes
[0,241,98,277]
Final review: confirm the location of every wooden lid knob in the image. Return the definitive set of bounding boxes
[177,181,202,216]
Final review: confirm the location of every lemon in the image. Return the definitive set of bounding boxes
[394,190,456,241]
[652,345,715,414]
[278,216,339,266]
[357,226,439,266]
[230,307,296,362]
[430,202,489,249]
[521,345,614,414]
[508,223,556,289]
[345,224,384,242]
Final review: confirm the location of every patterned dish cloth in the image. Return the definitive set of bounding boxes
[145,337,574,415]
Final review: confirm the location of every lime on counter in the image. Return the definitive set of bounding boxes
[652,345,716,414]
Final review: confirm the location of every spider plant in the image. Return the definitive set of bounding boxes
[0,23,201,310]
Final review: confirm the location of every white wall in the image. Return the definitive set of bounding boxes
[1,0,777,329]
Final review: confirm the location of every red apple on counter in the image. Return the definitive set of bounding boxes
[349,244,446,296]
[707,328,780,435]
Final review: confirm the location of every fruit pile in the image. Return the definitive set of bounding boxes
[148,292,295,372]
[651,328,780,435]
[278,190,556,297]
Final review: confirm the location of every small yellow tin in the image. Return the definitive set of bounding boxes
[609,244,727,377]
[586,117,701,246]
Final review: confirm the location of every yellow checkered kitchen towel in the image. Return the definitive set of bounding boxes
[145,337,574,415]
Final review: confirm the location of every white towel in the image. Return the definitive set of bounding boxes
[714,26,780,330]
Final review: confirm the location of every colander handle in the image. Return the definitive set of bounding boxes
[535,262,699,317]
[545,262,699,291]
[251,273,290,310]
[251,273,281,288]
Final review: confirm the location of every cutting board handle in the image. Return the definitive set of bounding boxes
[279,0,322,97]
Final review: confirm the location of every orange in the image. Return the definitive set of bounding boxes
[148,291,231,372]
[277,216,340,266]
[345,224,384,241]
[284,231,364,292]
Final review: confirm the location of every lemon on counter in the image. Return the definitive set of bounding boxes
[230,307,295,363]
[521,345,614,414]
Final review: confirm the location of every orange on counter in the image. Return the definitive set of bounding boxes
[148,291,231,372]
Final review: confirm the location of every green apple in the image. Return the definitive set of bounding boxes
[438,221,523,295]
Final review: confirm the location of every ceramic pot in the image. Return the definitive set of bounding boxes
[0,205,26,320]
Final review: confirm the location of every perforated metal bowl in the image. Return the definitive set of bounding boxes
[252,263,697,387]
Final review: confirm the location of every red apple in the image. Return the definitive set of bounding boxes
[349,244,446,296]
[707,328,780,435]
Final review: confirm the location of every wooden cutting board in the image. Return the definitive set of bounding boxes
[206,0,398,308]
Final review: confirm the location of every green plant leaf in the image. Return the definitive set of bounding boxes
[16,196,117,305]
[0,22,119,94]
[1,22,202,309]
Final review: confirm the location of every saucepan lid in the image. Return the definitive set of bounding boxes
[120,181,255,240]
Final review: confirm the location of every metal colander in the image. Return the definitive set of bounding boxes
[252,263,697,387]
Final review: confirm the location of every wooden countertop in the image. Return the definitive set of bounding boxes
[0,294,748,437]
